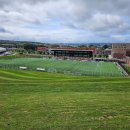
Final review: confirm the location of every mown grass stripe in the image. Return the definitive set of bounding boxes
[0,69,130,130]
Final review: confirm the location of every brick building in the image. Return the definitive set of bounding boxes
[126,56,130,66]
[112,44,130,59]
[104,48,112,55]
[37,47,48,54]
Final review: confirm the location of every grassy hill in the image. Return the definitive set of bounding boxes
[0,69,130,130]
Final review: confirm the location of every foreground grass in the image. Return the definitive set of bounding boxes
[0,69,130,130]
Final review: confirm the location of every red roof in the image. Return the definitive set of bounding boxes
[37,47,48,52]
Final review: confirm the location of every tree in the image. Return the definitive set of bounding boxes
[24,44,36,51]
[102,45,109,49]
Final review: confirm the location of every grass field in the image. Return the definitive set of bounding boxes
[0,69,130,130]
[0,58,122,76]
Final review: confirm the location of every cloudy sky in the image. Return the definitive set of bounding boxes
[0,0,130,43]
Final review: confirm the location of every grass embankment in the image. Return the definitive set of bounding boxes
[0,58,122,76]
[124,64,130,74]
[0,69,130,130]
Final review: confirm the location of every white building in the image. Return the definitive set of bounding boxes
[0,47,6,53]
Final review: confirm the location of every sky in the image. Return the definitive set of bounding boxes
[0,0,130,43]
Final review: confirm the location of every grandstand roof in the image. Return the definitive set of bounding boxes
[51,47,96,52]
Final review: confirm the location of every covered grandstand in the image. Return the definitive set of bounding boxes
[50,48,96,59]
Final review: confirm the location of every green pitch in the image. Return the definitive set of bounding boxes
[0,58,122,76]
[0,69,130,130]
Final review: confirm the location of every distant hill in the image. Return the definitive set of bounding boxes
[0,40,45,45]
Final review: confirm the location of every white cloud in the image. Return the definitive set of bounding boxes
[0,0,130,43]
[85,13,129,33]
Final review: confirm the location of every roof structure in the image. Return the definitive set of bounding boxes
[51,47,96,53]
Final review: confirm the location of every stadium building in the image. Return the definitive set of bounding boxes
[50,48,96,59]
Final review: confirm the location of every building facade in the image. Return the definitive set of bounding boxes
[112,44,130,59]
[50,48,96,59]
[126,56,130,66]
[104,48,112,55]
